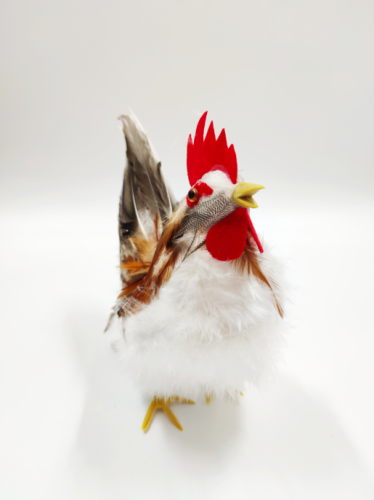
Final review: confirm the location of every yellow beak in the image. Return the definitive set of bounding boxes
[232,182,265,209]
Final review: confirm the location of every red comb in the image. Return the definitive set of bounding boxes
[187,112,238,186]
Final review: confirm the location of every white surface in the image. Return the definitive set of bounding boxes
[1,0,374,498]
[1,185,373,499]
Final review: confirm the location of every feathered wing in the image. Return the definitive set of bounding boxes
[118,207,284,320]
[117,112,178,289]
[118,203,186,316]
[114,112,283,321]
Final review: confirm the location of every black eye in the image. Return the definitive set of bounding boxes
[187,188,199,203]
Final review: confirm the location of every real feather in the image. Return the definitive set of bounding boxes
[117,243,288,400]
[232,237,284,318]
[118,113,177,285]
[117,203,186,314]
[111,112,288,403]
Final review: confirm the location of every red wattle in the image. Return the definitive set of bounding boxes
[206,208,248,261]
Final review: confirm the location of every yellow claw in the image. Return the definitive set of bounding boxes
[142,398,158,431]
[142,396,195,432]
[169,396,195,405]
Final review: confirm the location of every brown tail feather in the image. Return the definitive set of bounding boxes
[128,237,157,263]
[233,238,284,318]
[120,261,152,270]
[118,204,186,314]
[118,276,146,299]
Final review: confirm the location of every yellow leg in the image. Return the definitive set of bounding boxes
[142,396,195,432]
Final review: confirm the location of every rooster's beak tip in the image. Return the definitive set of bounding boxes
[233,182,264,209]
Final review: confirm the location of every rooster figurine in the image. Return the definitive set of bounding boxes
[111,111,286,432]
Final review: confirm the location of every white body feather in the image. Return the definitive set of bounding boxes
[117,244,287,400]
[113,113,287,401]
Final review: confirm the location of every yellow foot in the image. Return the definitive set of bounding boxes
[206,394,212,404]
[142,396,195,432]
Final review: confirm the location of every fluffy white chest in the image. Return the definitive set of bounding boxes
[119,247,285,399]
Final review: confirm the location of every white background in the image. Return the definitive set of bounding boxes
[1,0,374,498]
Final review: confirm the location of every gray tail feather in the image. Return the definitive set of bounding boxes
[118,112,177,253]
